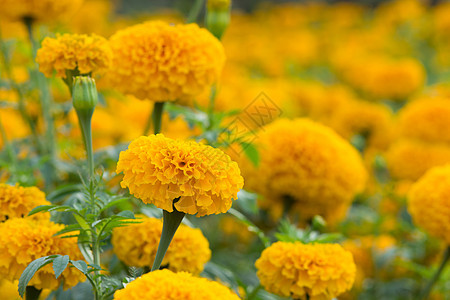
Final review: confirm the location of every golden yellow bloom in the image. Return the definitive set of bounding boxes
[116,134,243,216]
[112,216,210,274]
[36,33,112,78]
[114,269,239,300]
[255,241,356,300]
[0,279,20,300]
[108,21,225,102]
[241,118,367,224]
[0,218,85,290]
[328,100,394,150]
[385,139,450,180]
[0,0,83,22]
[0,184,50,221]
[398,98,450,144]
[408,164,450,244]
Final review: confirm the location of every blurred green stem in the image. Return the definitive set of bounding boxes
[419,246,450,300]
[152,102,165,135]
[187,0,205,23]
[0,114,17,171]
[25,286,41,300]
[246,284,262,300]
[24,17,57,188]
[0,30,42,152]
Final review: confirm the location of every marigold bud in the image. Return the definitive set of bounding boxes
[206,0,231,39]
[72,76,98,115]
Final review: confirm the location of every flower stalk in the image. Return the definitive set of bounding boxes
[151,207,186,271]
[419,246,450,300]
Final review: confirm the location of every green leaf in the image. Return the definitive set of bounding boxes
[55,224,82,236]
[53,255,69,279]
[18,256,55,297]
[117,210,135,219]
[70,260,88,274]
[241,142,259,167]
[28,205,58,216]
[98,197,129,213]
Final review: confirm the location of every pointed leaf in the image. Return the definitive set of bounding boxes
[18,256,54,297]
[28,205,57,217]
[53,255,69,279]
[70,260,88,274]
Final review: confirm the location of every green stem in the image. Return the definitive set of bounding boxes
[142,103,154,136]
[419,246,450,300]
[207,84,217,130]
[152,102,165,135]
[246,284,262,300]
[0,110,18,172]
[24,17,57,188]
[151,208,186,271]
[77,112,95,182]
[187,0,205,23]
[0,29,42,153]
[25,286,42,300]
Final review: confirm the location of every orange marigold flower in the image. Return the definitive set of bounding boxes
[0,0,83,22]
[112,216,210,274]
[408,164,450,244]
[240,118,367,224]
[398,98,450,144]
[385,139,450,180]
[114,269,240,300]
[0,184,50,221]
[36,33,112,78]
[0,218,85,290]
[255,241,356,300]
[116,134,243,216]
[108,21,225,102]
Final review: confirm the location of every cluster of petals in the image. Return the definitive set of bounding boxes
[0,184,50,221]
[116,134,243,216]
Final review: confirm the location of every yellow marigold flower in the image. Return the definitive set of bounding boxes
[408,164,450,244]
[240,118,367,224]
[0,184,50,221]
[116,134,243,216]
[108,21,225,102]
[0,218,85,290]
[0,0,83,22]
[328,100,394,150]
[385,139,450,180]
[398,98,450,144]
[0,279,20,300]
[255,241,356,300]
[112,216,210,274]
[36,33,112,78]
[114,269,239,300]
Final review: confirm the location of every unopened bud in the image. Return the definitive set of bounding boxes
[206,0,231,40]
[72,76,98,115]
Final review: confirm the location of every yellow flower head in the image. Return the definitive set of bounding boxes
[108,21,225,102]
[255,241,356,300]
[0,184,50,221]
[386,139,450,181]
[116,134,243,216]
[0,218,85,290]
[114,269,239,300]
[112,216,210,274]
[0,0,83,22]
[0,279,20,300]
[398,98,450,144]
[408,164,450,244]
[329,100,394,150]
[36,33,112,78]
[241,118,367,224]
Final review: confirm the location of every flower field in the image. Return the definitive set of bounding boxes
[1,0,450,299]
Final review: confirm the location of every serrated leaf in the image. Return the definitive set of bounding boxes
[28,205,58,216]
[70,260,88,274]
[53,255,69,279]
[18,256,55,297]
